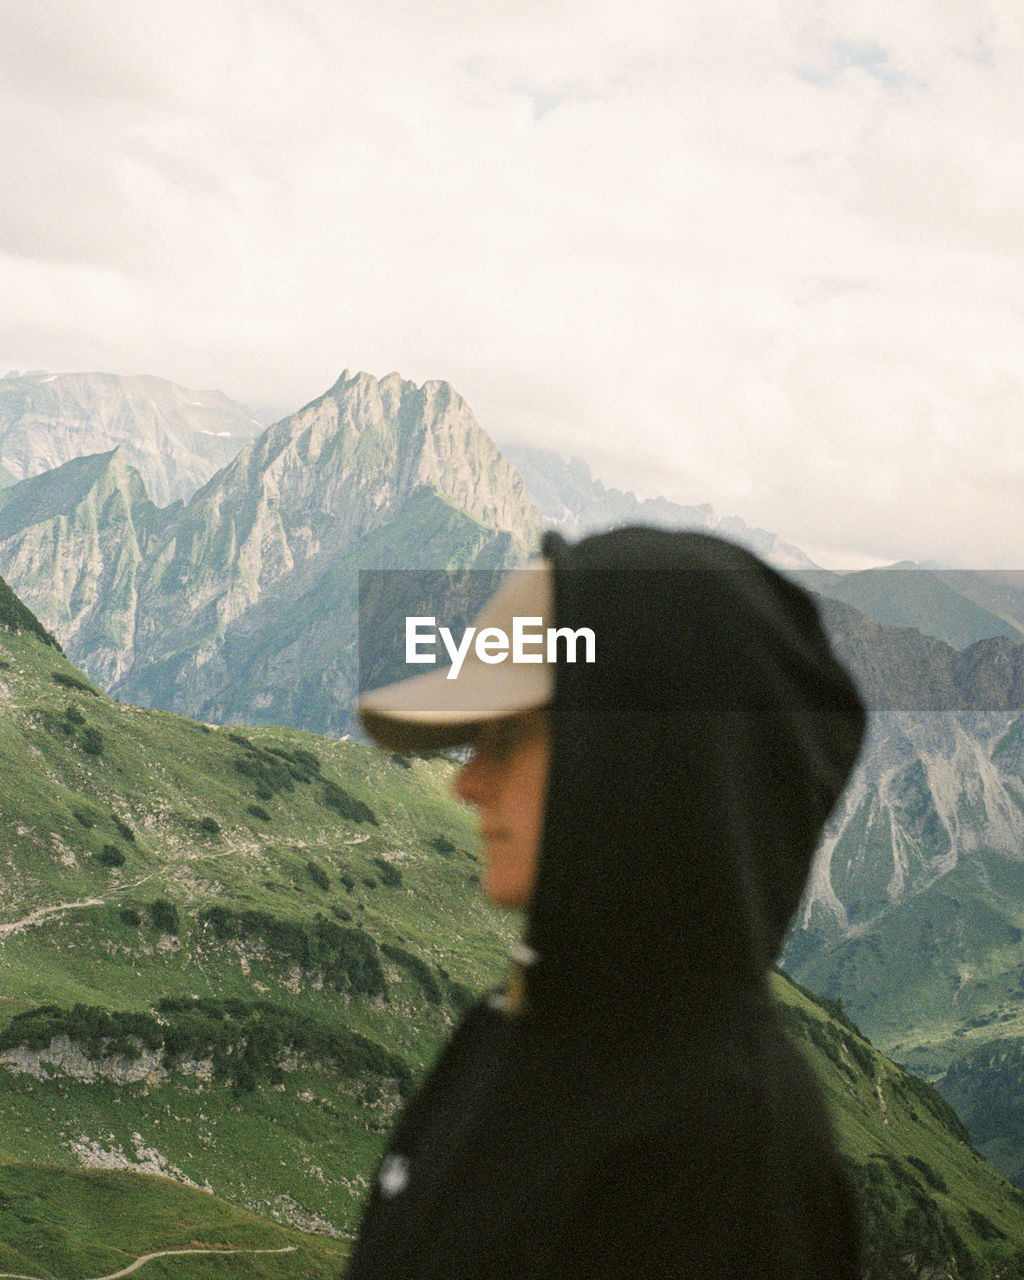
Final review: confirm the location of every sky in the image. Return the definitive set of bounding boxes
[2,1,1023,568]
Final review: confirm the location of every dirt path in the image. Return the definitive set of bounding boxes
[0,899,105,939]
[0,1243,297,1280]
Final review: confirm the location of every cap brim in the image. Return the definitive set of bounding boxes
[358,659,551,753]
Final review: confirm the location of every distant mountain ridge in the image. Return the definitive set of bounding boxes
[501,441,819,570]
[0,370,265,506]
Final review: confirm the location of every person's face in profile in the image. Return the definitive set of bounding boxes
[453,709,549,909]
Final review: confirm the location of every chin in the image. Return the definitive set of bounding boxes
[482,879,529,910]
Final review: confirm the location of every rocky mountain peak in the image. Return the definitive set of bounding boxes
[213,370,540,557]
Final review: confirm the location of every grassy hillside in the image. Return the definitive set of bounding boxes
[0,616,516,1242]
[777,976,1024,1277]
[3,611,1024,1276]
[0,1164,345,1278]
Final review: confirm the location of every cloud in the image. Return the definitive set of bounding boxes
[1,1,1023,565]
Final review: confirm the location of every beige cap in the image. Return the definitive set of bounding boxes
[358,561,554,753]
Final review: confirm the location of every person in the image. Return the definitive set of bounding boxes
[348,526,867,1280]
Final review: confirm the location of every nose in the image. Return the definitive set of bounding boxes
[453,751,492,807]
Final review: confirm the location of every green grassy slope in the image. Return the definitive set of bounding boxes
[3,609,1024,1276]
[0,1164,345,1278]
[776,976,1024,1278]
[0,617,516,1240]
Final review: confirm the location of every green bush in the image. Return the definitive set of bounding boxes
[64,704,86,725]
[200,906,386,998]
[149,898,180,934]
[247,803,271,821]
[197,816,221,836]
[320,779,378,825]
[97,844,125,867]
[120,907,142,927]
[306,860,330,892]
[0,998,412,1098]
[374,858,403,888]
[72,807,97,829]
[967,1208,1007,1242]
[906,1155,948,1194]
[52,671,96,695]
[80,726,103,756]
[381,943,441,1004]
[113,817,135,842]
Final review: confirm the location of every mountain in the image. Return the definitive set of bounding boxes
[0,447,175,686]
[0,370,265,506]
[801,565,1024,649]
[0,370,542,733]
[3,586,1024,1277]
[500,441,818,570]
[777,600,1024,1186]
[500,443,1024,648]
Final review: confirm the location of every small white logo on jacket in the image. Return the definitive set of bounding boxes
[378,1153,410,1198]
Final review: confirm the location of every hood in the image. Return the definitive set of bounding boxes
[522,527,866,1027]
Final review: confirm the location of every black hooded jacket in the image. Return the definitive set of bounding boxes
[345,528,867,1280]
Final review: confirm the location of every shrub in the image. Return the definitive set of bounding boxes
[906,1156,948,1194]
[968,1208,1007,1242]
[197,816,221,836]
[430,835,457,857]
[113,817,135,842]
[339,874,355,892]
[64,704,86,726]
[373,858,403,888]
[291,747,321,773]
[149,898,180,934]
[306,860,330,892]
[120,907,142,927]
[97,844,125,867]
[80,726,103,756]
[52,671,97,694]
[199,906,387,998]
[247,803,271,821]
[0,998,412,1097]
[381,943,442,1004]
[73,807,97,829]
[320,779,378,825]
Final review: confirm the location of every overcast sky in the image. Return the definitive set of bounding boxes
[2,2,1023,568]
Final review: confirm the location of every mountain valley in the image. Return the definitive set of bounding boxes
[2,580,1024,1277]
